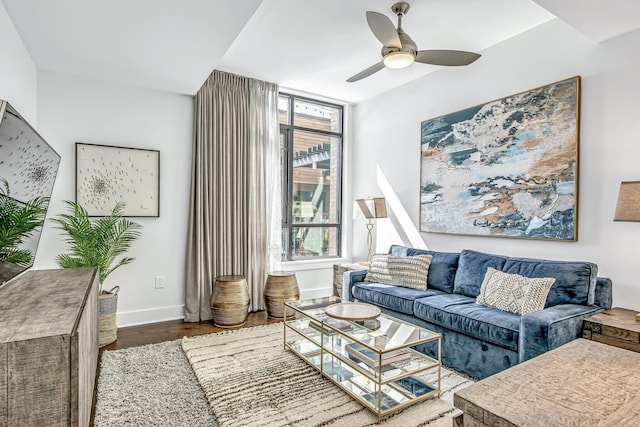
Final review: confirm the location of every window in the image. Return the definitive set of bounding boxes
[278,94,343,261]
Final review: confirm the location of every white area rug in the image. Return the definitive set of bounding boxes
[182,323,474,427]
[94,339,216,426]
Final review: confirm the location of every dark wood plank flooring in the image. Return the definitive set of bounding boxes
[91,311,278,425]
[101,310,279,351]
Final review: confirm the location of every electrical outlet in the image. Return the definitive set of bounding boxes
[155,275,165,289]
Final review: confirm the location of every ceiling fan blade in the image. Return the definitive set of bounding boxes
[366,11,401,49]
[347,61,385,83]
[415,50,481,66]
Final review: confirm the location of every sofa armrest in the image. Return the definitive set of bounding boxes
[342,270,368,301]
[594,277,612,309]
[519,304,601,362]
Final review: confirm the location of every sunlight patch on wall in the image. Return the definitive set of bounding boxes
[376,165,428,250]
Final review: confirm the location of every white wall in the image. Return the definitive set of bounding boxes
[36,70,193,326]
[352,19,640,310]
[0,1,37,122]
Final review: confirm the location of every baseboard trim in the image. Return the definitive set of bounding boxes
[117,305,184,327]
[115,289,332,327]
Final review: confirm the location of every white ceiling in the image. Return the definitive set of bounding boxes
[3,0,640,103]
[534,0,640,43]
[1,0,264,95]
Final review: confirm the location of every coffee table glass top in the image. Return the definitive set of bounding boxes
[286,296,440,352]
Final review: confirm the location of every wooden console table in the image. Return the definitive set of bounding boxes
[582,307,640,352]
[453,339,640,426]
[0,268,99,426]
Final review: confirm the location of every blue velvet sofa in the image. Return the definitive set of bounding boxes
[343,245,613,379]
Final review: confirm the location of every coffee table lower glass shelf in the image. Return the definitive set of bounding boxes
[284,296,442,422]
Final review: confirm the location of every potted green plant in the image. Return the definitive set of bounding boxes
[0,179,49,282]
[52,200,142,347]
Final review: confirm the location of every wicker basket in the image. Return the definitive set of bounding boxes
[98,286,119,347]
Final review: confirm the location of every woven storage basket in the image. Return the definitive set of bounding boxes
[99,286,119,347]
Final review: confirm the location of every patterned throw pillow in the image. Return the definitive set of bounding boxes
[364,254,432,290]
[476,267,555,315]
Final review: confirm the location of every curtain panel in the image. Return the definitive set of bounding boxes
[185,70,280,322]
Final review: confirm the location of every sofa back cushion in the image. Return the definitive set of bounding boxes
[389,245,459,293]
[502,257,597,307]
[453,250,508,298]
[453,249,598,306]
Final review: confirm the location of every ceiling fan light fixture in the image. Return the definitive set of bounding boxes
[383,51,414,69]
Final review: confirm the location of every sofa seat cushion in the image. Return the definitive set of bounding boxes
[414,294,520,351]
[389,245,459,293]
[352,282,445,315]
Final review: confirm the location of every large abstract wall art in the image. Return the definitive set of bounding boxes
[420,76,580,241]
[76,143,160,217]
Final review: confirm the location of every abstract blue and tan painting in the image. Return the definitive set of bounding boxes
[420,77,580,241]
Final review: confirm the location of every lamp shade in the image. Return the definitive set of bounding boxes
[354,198,388,220]
[614,181,640,221]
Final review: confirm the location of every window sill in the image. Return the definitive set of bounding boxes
[281,257,351,271]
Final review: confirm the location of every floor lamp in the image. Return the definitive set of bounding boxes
[354,197,388,264]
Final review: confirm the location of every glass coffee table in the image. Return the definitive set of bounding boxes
[284,296,442,423]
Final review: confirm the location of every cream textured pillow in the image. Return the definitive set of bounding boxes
[476,267,555,315]
[364,254,432,290]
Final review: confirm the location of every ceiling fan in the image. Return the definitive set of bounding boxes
[347,2,481,83]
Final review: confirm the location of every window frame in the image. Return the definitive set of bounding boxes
[279,93,344,262]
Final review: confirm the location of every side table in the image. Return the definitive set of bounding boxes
[264,271,299,319]
[332,262,368,297]
[582,307,640,353]
[210,275,250,328]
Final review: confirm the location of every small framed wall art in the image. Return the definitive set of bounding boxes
[76,143,160,217]
[420,76,580,241]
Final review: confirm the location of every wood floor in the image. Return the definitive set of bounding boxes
[100,310,280,351]
[92,311,279,425]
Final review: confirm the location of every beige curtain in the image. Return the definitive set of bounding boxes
[185,70,280,322]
